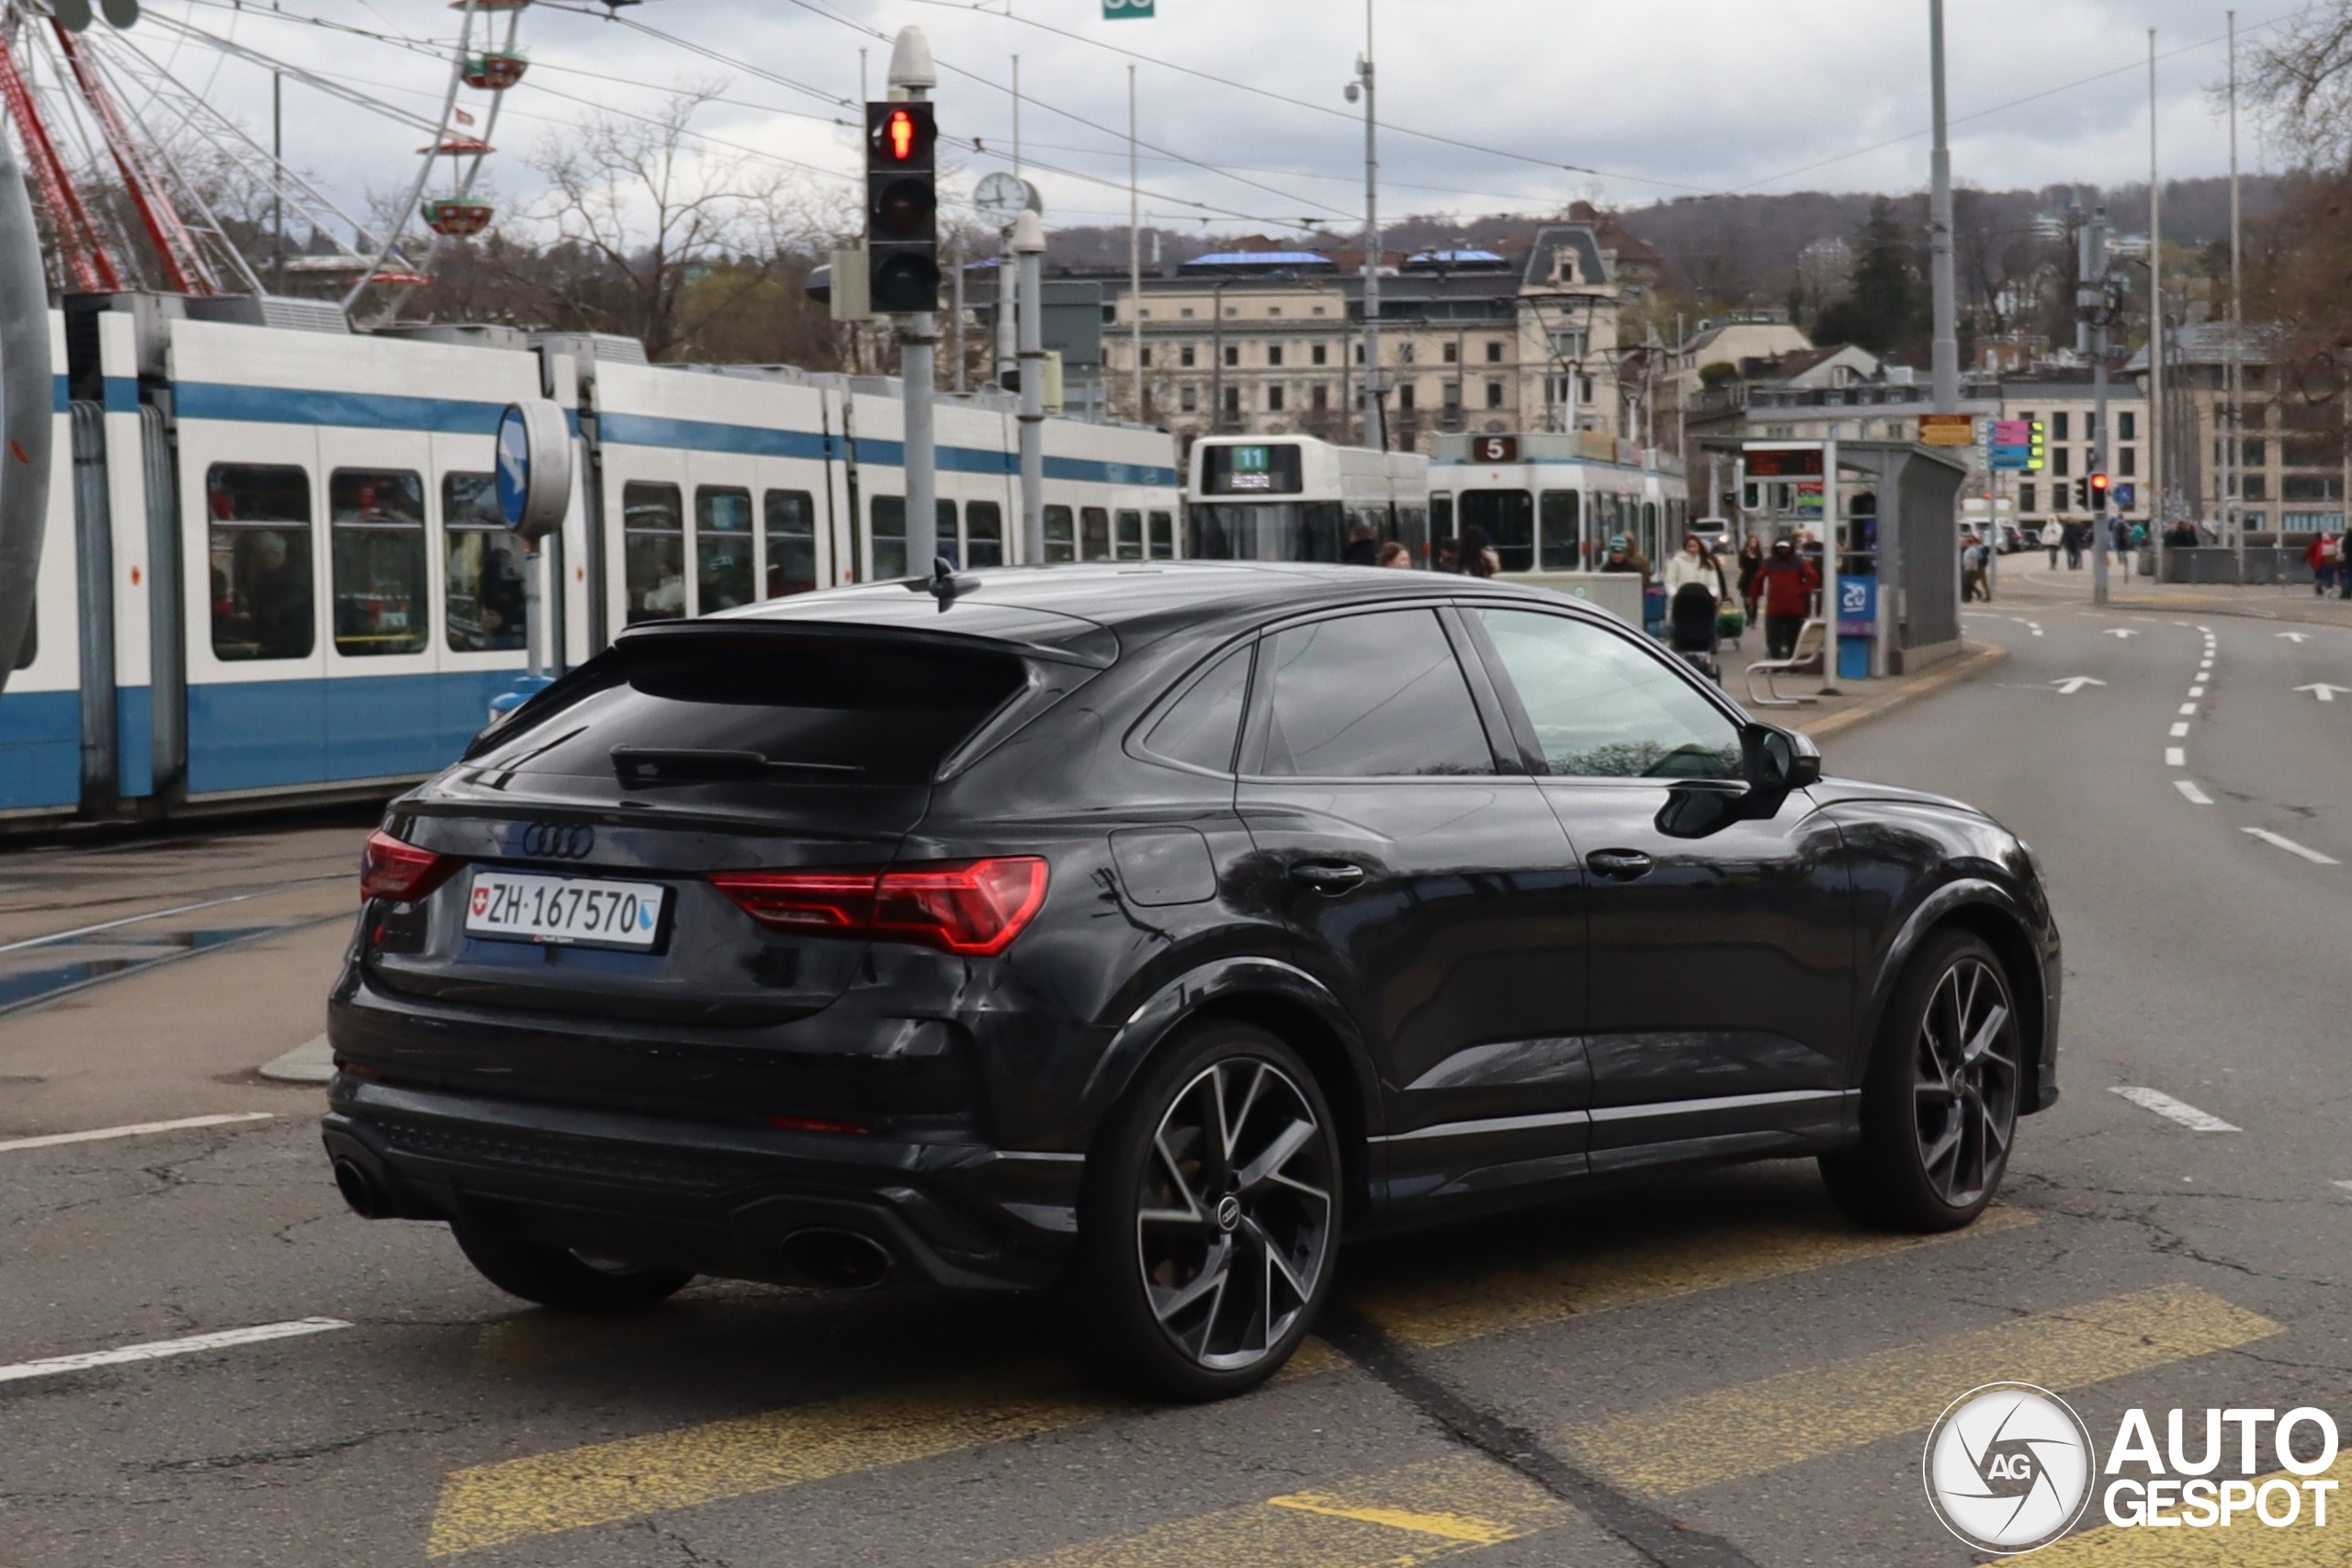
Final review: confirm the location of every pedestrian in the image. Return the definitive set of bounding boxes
[2064,520,2084,570]
[1434,537,1461,574]
[1736,534,1766,616]
[1663,532,1726,605]
[2308,530,2339,598]
[1960,533,1989,602]
[1458,524,1500,579]
[2041,518,2064,570]
[1600,534,1647,581]
[2341,527,2352,597]
[1341,523,1379,566]
[1375,539,1412,569]
[1754,536,1820,660]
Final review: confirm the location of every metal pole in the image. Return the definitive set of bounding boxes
[0,121,52,698]
[1128,64,1142,423]
[1211,278,1227,432]
[2091,205,2111,606]
[1820,434,1842,694]
[1357,0,1384,451]
[271,69,284,294]
[1928,0,1959,413]
[2229,10,2245,583]
[951,232,966,394]
[893,30,937,575]
[2149,28,2165,581]
[1015,210,1046,561]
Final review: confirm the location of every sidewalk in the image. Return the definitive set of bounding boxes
[1989,560,2352,628]
[1711,636,2008,739]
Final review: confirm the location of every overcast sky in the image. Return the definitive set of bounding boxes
[113,0,2291,244]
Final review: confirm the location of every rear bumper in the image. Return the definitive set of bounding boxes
[322,1077,1086,1292]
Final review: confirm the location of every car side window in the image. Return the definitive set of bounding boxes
[1474,607,1742,780]
[1259,609,1493,778]
[1143,644,1253,773]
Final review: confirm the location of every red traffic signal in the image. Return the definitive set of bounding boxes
[869,103,935,167]
[2089,472,2109,495]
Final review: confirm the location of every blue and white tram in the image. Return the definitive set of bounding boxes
[1428,430,1690,574]
[1183,434,1430,562]
[0,301,1182,828]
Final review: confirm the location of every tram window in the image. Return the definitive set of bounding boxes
[1044,504,1076,563]
[207,463,314,662]
[870,495,907,580]
[1080,507,1112,560]
[1114,509,1144,560]
[967,502,1004,567]
[1540,491,1581,570]
[444,471,527,653]
[692,487,756,614]
[1148,510,1174,558]
[622,480,685,625]
[1430,492,1453,543]
[763,490,817,596]
[326,472,427,658]
[935,500,958,568]
[11,599,31,669]
[1460,490,1533,572]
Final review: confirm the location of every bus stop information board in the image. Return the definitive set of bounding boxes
[1744,446,1824,478]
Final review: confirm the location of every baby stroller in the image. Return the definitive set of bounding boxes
[1668,582,1722,683]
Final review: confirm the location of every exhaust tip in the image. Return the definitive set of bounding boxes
[779,1227,893,1291]
[332,1156,387,1220]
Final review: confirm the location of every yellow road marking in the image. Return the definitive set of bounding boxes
[1562,1285,2280,1496]
[425,1369,1125,1557]
[1356,1205,2036,1349]
[2031,1451,2352,1565]
[1001,1454,1573,1568]
[425,1208,2046,1554]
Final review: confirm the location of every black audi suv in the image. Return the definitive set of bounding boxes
[322,563,2059,1398]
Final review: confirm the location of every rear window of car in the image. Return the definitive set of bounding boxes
[471,636,1027,787]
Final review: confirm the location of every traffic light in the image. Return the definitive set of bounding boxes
[865,101,938,314]
[2073,477,2089,509]
[2089,472,2110,511]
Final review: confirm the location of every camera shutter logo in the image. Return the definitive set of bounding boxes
[1923,1382,2094,1554]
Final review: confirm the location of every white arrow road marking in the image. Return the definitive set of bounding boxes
[2102,628,2140,638]
[2278,632,2313,643]
[2243,828,2341,866]
[2166,748,2186,766]
[2176,780,2215,805]
[2296,683,2350,703]
[0,1318,350,1385]
[2050,677,2107,694]
[2110,1087,2241,1133]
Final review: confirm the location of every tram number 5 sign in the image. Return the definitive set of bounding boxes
[1102,0,1155,17]
[1471,435,1520,464]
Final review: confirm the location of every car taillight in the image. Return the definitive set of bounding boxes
[712,857,1048,957]
[359,829,458,903]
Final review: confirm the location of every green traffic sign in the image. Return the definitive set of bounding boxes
[1103,0,1155,16]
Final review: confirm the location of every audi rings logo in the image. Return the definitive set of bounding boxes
[516,822,595,861]
[1924,1382,2096,1554]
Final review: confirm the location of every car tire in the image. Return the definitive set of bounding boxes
[1078,1020,1342,1402]
[451,1223,695,1312]
[1820,930,2023,1233]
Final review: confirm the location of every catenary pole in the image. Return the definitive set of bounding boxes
[1129,64,1142,423]
[1015,209,1046,562]
[2229,10,2245,582]
[1928,0,1958,415]
[1357,0,1384,450]
[890,29,938,575]
[2149,28,2165,579]
[2091,206,2111,606]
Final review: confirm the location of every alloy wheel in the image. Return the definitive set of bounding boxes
[1912,955,2020,1207]
[1133,1057,1334,1372]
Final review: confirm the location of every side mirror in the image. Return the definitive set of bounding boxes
[1741,722,1822,795]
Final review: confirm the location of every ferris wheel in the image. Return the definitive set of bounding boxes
[0,0,536,316]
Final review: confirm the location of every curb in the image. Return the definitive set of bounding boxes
[1797,642,2008,741]
[259,1034,334,1085]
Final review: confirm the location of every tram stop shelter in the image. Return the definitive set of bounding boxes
[1700,437,1969,676]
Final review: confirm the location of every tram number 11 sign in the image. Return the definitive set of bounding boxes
[1102,0,1155,16]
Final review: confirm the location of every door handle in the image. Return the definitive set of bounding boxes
[1585,849,1655,881]
[1290,861,1366,896]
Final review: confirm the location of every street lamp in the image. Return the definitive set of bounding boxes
[1345,1,1384,451]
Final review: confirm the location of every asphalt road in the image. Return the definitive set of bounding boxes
[3,603,2350,1568]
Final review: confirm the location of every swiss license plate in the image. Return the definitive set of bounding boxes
[463,870,666,950]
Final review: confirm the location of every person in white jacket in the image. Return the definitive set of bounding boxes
[1661,533,1726,603]
[2040,518,2064,569]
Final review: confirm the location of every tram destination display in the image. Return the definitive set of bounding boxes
[1203,443,1304,496]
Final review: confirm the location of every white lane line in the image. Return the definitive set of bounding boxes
[2170,722,2190,738]
[0,1111,275,1155]
[2179,703,2199,716]
[2243,827,2342,866]
[2110,1086,2241,1133]
[0,1318,350,1386]
[2189,685,2206,698]
[2334,1180,2352,1194]
[2177,780,2215,805]
[2166,748,2187,766]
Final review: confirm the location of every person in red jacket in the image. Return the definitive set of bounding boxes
[2307,529,2340,598]
[1754,536,1821,660]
